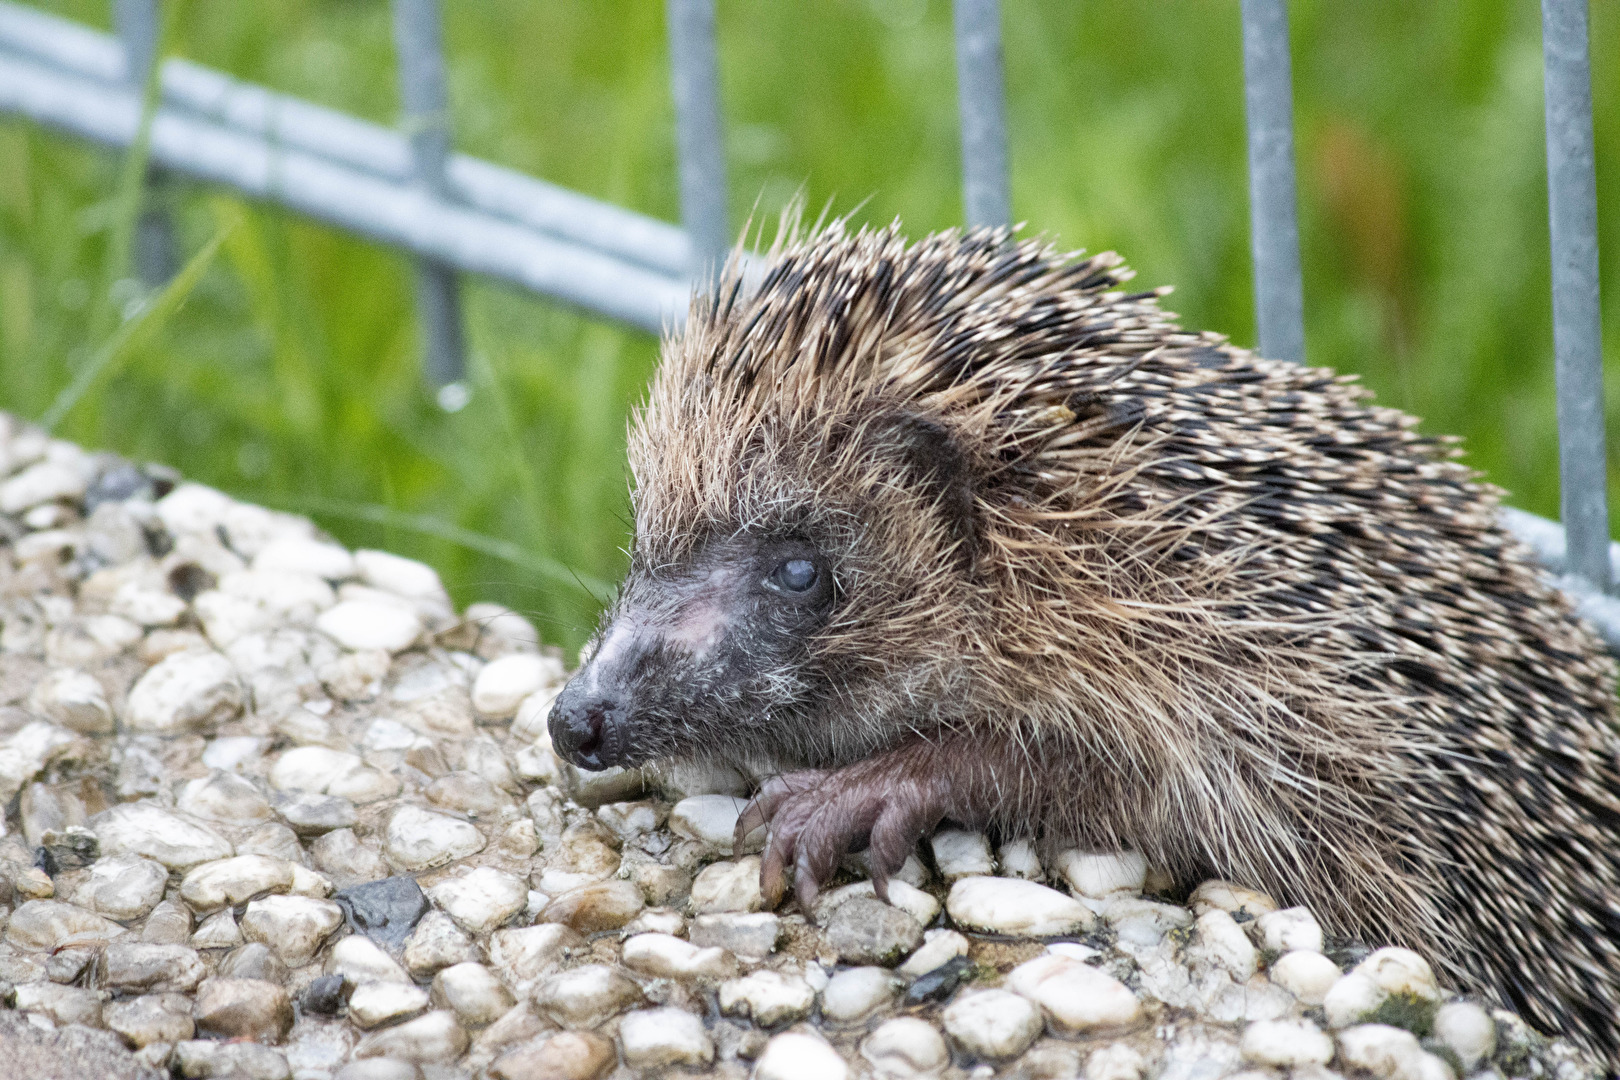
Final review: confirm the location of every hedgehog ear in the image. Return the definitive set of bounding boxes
[880,412,978,569]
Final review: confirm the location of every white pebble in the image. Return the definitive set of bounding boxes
[485,923,581,997]
[1188,879,1278,919]
[1006,953,1142,1033]
[239,895,343,966]
[1241,1018,1334,1067]
[28,668,113,734]
[1104,895,1193,947]
[1193,908,1258,979]
[861,1017,949,1078]
[930,828,995,880]
[533,963,643,1029]
[180,855,294,911]
[1432,1001,1496,1073]
[669,794,752,855]
[1270,950,1341,1006]
[1355,946,1441,1001]
[0,461,85,513]
[430,962,514,1027]
[385,805,486,871]
[1054,849,1147,898]
[1323,971,1388,1028]
[821,966,898,1024]
[621,933,737,981]
[1086,1043,1147,1080]
[688,912,780,960]
[253,536,357,581]
[942,988,1043,1060]
[6,899,124,951]
[92,802,234,870]
[996,837,1043,880]
[897,928,970,979]
[356,549,446,600]
[427,867,528,934]
[111,582,188,627]
[719,969,815,1026]
[1254,906,1324,954]
[1337,1023,1454,1080]
[353,1009,467,1063]
[618,1007,714,1070]
[946,876,1095,936]
[471,654,553,717]
[510,686,562,741]
[349,981,430,1029]
[124,649,243,733]
[270,745,398,803]
[316,600,423,653]
[754,1032,849,1080]
[75,854,168,920]
[815,879,941,928]
[690,856,764,914]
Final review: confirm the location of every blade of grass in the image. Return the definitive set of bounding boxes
[266,492,613,600]
[41,216,235,432]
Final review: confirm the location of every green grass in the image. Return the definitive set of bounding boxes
[0,0,1616,654]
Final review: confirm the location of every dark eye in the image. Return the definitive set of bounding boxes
[768,558,818,593]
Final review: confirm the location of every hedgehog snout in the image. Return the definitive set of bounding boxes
[548,678,625,770]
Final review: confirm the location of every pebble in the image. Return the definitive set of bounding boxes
[668,794,755,855]
[815,880,941,928]
[1055,849,1147,898]
[28,668,114,734]
[174,1039,292,1080]
[471,654,553,717]
[193,976,294,1042]
[1432,1001,1496,1072]
[103,941,208,993]
[192,908,245,948]
[6,899,124,950]
[12,982,103,1028]
[104,992,196,1047]
[540,877,645,932]
[942,988,1044,1060]
[93,801,234,870]
[1006,953,1142,1033]
[1240,1017,1334,1067]
[317,600,423,653]
[177,771,274,823]
[996,837,1043,880]
[946,876,1095,936]
[406,910,483,978]
[691,855,764,913]
[619,1007,715,1070]
[384,805,486,870]
[688,911,781,960]
[355,549,447,601]
[826,895,924,965]
[1254,906,1324,954]
[142,898,195,943]
[254,536,358,581]
[1188,879,1278,920]
[0,461,86,513]
[1193,908,1258,978]
[533,963,644,1028]
[1336,1023,1454,1080]
[1104,895,1194,946]
[754,1032,850,1080]
[822,966,899,1023]
[1355,946,1441,1001]
[898,928,971,978]
[930,828,995,879]
[1270,950,1341,1006]
[1085,1043,1146,1080]
[427,867,528,934]
[861,1017,949,1078]
[180,854,295,911]
[335,1065,420,1080]
[334,874,431,949]
[485,923,581,995]
[622,932,738,980]
[75,852,168,920]
[123,649,243,733]
[424,770,511,817]
[353,1010,469,1063]
[276,792,357,835]
[488,1032,615,1080]
[240,895,344,965]
[327,934,413,985]
[719,969,816,1026]
[270,746,398,803]
[430,962,515,1026]
[349,981,432,1029]
[1324,971,1389,1028]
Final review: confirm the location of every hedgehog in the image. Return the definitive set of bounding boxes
[548,222,1620,1064]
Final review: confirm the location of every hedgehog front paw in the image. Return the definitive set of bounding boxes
[736,754,950,913]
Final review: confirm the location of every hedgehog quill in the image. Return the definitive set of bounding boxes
[549,223,1620,1063]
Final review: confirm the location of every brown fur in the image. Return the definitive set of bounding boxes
[626,222,1620,1062]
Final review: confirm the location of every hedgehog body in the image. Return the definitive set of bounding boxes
[548,224,1620,1064]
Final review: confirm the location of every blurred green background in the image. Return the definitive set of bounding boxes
[0,0,1615,652]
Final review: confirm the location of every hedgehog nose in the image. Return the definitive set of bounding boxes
[548,682,621,771]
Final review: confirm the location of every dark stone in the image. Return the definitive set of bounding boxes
[40,827,99,871]
[83,462,153,512]
[333,875,430,950]
[300,973,347,1016]
[166,562,215,601]
[904,954,972,1006]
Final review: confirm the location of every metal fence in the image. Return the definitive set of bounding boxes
[0,0,1614,642]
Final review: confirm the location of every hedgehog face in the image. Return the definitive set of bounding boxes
[548,532,838,770]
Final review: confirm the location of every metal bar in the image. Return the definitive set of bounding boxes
[114,0,175,286]
[0,50,688,331]
[953,0,1010,230]
[1542,0,1610,593]
[666,0,728,283]
[1239,0,1305,366]
[0,0,697,277]
[391,0,464,388]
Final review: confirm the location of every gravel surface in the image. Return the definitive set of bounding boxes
[0,412,1598,1080]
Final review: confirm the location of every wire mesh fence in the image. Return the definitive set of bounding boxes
[0,0,1611,640]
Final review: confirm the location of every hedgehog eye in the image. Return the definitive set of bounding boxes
[767,558,818,594]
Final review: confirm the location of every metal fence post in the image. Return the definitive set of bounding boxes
[666,0,728,285]
[391,0,467,397]
[1240,0,1305,366]
[114,0,174,286]
[953,0,1010,230]
[1542,0,1610,592]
